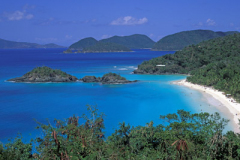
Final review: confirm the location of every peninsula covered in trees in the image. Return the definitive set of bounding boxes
[135,33,240,101]
[152,30,238,51]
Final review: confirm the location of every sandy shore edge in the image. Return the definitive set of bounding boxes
[172,79,240,133]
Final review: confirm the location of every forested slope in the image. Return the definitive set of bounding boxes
[152,30,238,51]
[135,33,240,100]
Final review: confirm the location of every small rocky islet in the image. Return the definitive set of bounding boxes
[7,66,78,82]
[81,72,137,84]
[8,67,137,84]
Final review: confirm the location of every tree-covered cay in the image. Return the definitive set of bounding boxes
[8,66,78,82]
[81,72,137,84]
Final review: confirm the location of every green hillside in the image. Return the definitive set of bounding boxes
[68,37,98,50]
[152,30,239,51]
[135,33,240,100]
[83,42,131,52]
[0,38,65,49]
[100,34,155,49]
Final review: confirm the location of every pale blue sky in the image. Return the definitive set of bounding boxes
[0,0,239,46]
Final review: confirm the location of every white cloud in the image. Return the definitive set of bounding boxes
[4,10,34,21]
[101,34,111,39]
[110,16,148,26]
[65,35,72,39]
[149,33,154,38]
[206,19,216,26]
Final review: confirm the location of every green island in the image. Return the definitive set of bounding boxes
[68,37,98,50]
[135,33,240,101]
[0,38,65,49]
[7,66,78,82]
[152,30,238,51]
[1,105,240,159]
[82,42,132,53]
[99,34,155,49]
[64,34,155,53]
[81,72,137,84]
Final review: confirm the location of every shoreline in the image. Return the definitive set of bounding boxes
[172,79,240,133]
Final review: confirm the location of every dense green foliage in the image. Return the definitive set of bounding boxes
[100,34,155,49]
[1,105,240,159]
[0,38,64,49]
[25,66,69,77]
[65,34,155,53]
[68,37,98,50]
[102,72,127,80]
[83,42,131,52]
[152,30,238,51]
[136,33,240,100]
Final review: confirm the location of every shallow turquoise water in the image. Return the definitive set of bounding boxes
[0,49,233,142]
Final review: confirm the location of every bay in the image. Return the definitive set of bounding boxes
[0,48,233,142]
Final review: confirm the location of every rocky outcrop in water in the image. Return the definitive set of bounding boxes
[8,66,78,82]
[81,73,137,84]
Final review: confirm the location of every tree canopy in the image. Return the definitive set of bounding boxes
[1,105,240,159]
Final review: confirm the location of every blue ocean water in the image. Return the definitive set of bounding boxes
[0,49,233,142]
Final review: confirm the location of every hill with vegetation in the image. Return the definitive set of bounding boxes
[8,66,77,82]
[0,38,65,49]
[135,33,240,100]
[152,30,239,51]
[81,72,137,84]
[68,37,98,50]
[65,34,155,53]
[82,42,131,53]
[100,34,155,49]
[1,105,240,159]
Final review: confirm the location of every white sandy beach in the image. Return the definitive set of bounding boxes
[172,79,240,133]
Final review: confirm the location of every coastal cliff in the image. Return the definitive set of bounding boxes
[8,66,78,82]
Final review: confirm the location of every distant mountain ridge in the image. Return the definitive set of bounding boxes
[152,30,239,51]
[99,34,155,49]
[65,34,155,53]
[0,38,65,49]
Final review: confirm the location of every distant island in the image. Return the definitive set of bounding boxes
[81,72,137,84]
[152,30,239,51]
[64,34,155,53]
[99,34,155,49]
[8,66,77,82]
[0,38,65,49]
[64,42,132,53]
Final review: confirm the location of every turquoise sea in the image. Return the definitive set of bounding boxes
[0,49,234,142]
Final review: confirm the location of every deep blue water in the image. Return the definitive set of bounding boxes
[0,49,232,142]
